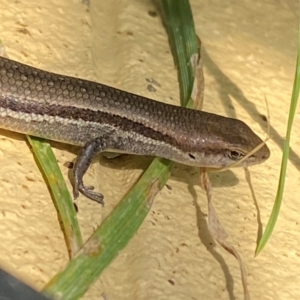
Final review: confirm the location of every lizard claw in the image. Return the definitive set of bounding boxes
[75,182,104,205]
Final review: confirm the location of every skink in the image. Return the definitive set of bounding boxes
[0,56,270,204]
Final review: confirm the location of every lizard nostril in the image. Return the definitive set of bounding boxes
[261,148,271,160]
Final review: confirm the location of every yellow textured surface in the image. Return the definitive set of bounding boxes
[0,0,299,299]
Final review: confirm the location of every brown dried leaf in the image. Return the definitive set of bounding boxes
[200,170,250,300]
[191,36,204,110]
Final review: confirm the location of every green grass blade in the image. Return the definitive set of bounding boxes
[43,158,172,299]
[27,137,83,256]
[43,1,199,299]
[255,12,300,255]
[161,0,198,106]
[0,41,83,256]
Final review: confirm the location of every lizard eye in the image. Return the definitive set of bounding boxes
[228,150,244,161]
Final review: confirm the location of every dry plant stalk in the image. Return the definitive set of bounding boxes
[194,36,250,300]
[200,170,250,300]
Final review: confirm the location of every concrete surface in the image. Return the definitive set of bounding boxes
[0,0,298,299]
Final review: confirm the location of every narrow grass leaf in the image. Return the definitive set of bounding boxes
[0,41,83,256]
[255,10,300,255]
[28,136,83,256]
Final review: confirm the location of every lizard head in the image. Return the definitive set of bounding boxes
[179,114,270,169]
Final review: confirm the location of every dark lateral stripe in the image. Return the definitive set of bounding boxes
[0,96,190,151]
